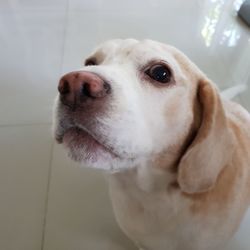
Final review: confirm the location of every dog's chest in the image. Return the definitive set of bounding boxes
[108,171,192,250]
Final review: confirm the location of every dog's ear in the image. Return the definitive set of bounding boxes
[177,79,234,194]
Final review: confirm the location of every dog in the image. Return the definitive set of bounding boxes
[53,39,250,250]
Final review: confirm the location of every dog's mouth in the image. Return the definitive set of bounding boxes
[56,125,121,162]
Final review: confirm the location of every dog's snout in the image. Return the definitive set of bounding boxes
[58,71,111,109]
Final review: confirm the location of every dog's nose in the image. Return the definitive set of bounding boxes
[58,71,111,109]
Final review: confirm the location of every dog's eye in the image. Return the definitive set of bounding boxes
[85,58,97,66]
[146,64,171,84]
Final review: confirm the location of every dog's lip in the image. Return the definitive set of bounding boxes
[57,125,121,159]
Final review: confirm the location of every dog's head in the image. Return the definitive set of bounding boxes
[53,39,233,193]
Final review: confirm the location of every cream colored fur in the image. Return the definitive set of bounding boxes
[54,39,250,250]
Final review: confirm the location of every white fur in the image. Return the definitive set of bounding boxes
[54,39,194,171]
[53,39,250,250]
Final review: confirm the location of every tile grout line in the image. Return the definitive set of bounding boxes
[40,140,55,250]
[40,0,70,249]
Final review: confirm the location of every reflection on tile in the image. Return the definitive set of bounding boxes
[198,0,244,48]
[0,125,52,250]
[43,144,136,250]
[201,0,227,47]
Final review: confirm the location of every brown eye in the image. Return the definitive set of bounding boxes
[146,64,171,84]
[85,58,97,66]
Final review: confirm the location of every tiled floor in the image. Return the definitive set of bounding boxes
[0,0,249,250]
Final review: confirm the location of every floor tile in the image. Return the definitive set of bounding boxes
[196,0,250,89]
[68,0,199,12]
[0,10,65,125]
[227,208,250,250]
[0,124,53,250]
[239,84,250,111]
[0,0,68,11]
[61,11,99,73]
[43,144,137,250]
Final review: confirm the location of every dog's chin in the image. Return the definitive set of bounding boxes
[60,127,134,171]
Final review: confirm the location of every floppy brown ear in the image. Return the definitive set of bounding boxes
[177,79,234,194]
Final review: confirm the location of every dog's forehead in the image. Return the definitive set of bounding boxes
[90,39,177,64]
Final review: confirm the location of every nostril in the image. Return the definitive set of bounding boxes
[59,80,70,95]
[103,82,111,94]
[81,82,93,98]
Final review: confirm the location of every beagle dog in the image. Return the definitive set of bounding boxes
[53,39,250,250]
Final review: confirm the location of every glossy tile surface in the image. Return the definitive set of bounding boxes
[0,0,249,249]
[0,9,66,125]
[43,144,136,250]
[0,125,52,250]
